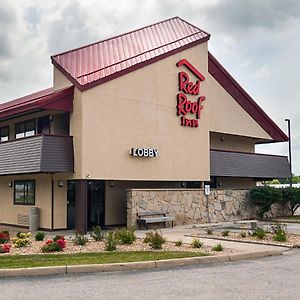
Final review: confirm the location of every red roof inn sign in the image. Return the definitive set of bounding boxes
[176,59,206,128]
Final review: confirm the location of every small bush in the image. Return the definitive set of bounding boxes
[53,235,64,242]
[73,233,88,246]
[192,238,203,248]
[41,239,66,253]
[222,230,230,237]
[115,228,136,245]
[252,227,266,240]
[90,226,104,241]
[0,244,11,254]
[105,232,117,251]
[144,230,166,250]
[272,225,287,242]
[12,232,31,248]
[212,244,223,251]
[0,231,10,244]
[240,231,247,238]
[206,227,213,235]
[35,232,45,241]
[249,186,281,219]
[175,240,183,247]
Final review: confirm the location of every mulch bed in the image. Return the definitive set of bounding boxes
[192,231,300,248]
[0,237,235,256]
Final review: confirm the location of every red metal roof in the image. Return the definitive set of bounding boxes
[0,86,74,120]
[51,17,210,91]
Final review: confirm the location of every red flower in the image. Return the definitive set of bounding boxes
[56,239,66,249]
[45,239,53,245]
[2,244,11,253]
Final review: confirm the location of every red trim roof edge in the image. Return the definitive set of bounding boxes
[52,36,210,92]
[0,86,74,119]
[208,52,288,143]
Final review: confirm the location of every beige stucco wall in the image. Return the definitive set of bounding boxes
[69,88,83,178]
[53,67,73,91]
[206,73,272,140]
[0,174,68,229]
[210,132,255,152]
[80,43,210,181]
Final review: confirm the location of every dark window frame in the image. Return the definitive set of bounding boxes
[14,180,36,206]
[0,126,9,142]
[15,119,36,139]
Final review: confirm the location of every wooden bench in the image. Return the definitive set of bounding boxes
[136,211,175,230]
[236,220,258,230]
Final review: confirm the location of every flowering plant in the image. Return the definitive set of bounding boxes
[0,231,10,244]
[12,232,31,248]
[0,244,11,254]
[41,237,66,253]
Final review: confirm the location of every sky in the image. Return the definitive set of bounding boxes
[0,0,299,174]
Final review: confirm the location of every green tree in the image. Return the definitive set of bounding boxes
[249,186,281,219]
[281,187,300,215]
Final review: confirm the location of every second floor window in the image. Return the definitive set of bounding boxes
[0,126,9,142]
[15,119,36,139]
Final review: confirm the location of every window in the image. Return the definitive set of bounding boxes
[0,126,9,142]
[15,119,36,139]
[14,180,35,205]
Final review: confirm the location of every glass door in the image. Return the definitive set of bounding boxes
[67,181,76,229]
[87,180,105,229]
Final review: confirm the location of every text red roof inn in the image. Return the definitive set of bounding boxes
[1,17,288,142]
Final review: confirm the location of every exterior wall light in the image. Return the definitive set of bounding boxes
[110,181,115,187]
[8,181,13,188]
[58,180,64,187]
[220,136,224,141]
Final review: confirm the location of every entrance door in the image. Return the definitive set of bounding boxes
[67,181,76,229]
[87,180,105,229]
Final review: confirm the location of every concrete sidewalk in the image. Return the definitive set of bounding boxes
[135,225,289,252]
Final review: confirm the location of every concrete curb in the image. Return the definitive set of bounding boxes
[187,235,294,248]
[0,250,283,278]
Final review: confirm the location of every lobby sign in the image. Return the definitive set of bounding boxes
[130,148,158,158]
[176,59,206,128]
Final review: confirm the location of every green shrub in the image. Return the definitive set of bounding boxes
[249,186,281,219]
[90,226,105,241]
[212,244,223,251]
[144,230,166,250]
[115,228,136,245]
[240,231,247,238]
[0,231,10,244]
[53,235,64,242]
[175,240,183,247]
[42,241,63,253]
[252,227,266,239]
[281,187,300,215]
[222,230,230,237]
[272,224,287,242]
[73,233,88,246]
[35,232,45,241]
[206,227,213,235]
[105,232,117,251]
[191,238,203,248]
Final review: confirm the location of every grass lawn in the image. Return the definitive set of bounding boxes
[0,251,209,269]
[280,216,300,221]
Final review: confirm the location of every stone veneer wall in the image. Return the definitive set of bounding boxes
[127,189,288,228]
